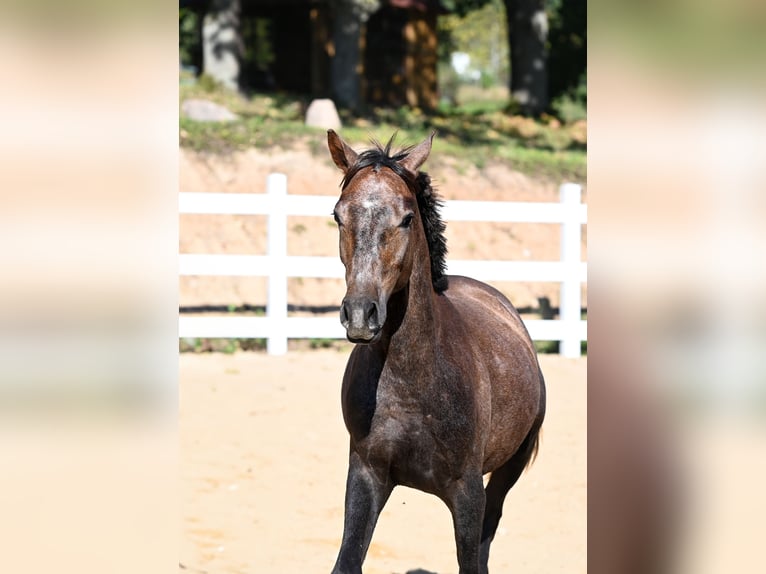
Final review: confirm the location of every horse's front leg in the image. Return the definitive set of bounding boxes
[444,473,486,574]
[331,450,392,574]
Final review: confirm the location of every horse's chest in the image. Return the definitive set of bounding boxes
[353,396,474,489]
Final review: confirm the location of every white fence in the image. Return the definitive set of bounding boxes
[179,174,587,357]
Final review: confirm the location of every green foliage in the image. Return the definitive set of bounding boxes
[438,0,508,89]
[439,0,491,17]
[241,16,276,83]
[534,340,559,354]
[309,338,335,350]
[479,70,498,90]
[550,71,587,123]
[179,338,267,354]
[437,61,461,106]
[179,81,314,153]
[239,338,268,351]
[179,76,585,181]
[533,340,587,355]
[179,67,196,87]
[197,74,223,93]
[439,0,586,118]
[179,8,201,69]
[547,0,586,105]
[339,105,585,181]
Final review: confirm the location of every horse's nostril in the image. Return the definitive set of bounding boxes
[339,301,349,326]
[365,301,379,327]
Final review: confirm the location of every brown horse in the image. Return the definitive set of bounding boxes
[327,130,546,574]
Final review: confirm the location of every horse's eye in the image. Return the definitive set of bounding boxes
[333,211,342,226]
[400,213,414,229]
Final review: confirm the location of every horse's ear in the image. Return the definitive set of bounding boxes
[400,130,436,174]
[327,130,358,174]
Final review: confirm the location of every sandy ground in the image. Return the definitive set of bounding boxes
[180,351,586,574]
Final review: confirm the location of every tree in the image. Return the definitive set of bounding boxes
[438,0,509,87]
[330,0,381,111]
[202,0,244,91]
[505,0,548,115]
[442,0,550,116]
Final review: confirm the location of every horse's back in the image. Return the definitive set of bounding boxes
[444,276,535,351]
[440,275,545,471]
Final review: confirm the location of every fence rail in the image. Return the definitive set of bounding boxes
[179,174,587,356]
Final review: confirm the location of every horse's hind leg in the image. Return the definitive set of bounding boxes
[331,451,393,574]
[478,423,542,573]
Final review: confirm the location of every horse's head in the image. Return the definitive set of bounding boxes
[327,130,434,344]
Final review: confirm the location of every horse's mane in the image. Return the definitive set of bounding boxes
[341,136,448,293]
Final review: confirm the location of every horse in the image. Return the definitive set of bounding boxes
[327,130,546,574]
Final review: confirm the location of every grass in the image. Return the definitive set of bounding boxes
[179,337,267,353]
[309,338,336,350]
[180,75,317,152]
[179,77,586,182]
[534,340,588,356]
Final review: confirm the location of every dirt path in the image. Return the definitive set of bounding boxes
[180,351,586,574]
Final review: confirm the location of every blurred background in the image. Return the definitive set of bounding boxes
[179,0,584,119]
[177,0,587,357]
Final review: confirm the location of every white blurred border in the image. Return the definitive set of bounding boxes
[0,6,177,574]
[590,6,766,572]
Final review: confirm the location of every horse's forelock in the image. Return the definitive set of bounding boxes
[340,136,415,191]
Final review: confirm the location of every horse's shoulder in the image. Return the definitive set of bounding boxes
[441,275,520,318]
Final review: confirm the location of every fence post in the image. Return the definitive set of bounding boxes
[267,173,288,355]
[559,183,582,357]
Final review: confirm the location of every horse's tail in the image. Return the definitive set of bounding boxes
[524,426,543,468]
[523,367,547,471]
[522,419,543,472]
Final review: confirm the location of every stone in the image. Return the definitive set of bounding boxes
[305,98,342,130]
[181,99,239,122]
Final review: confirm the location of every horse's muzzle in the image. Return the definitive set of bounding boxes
[340,296,383,343]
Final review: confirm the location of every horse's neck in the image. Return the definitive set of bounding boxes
[381,236,439,359]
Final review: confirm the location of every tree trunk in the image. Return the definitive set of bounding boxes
[203,0,243,91]
[331,3,364,111]
[505,0,548,116]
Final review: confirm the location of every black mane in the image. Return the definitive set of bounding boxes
[341,136,448,293]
